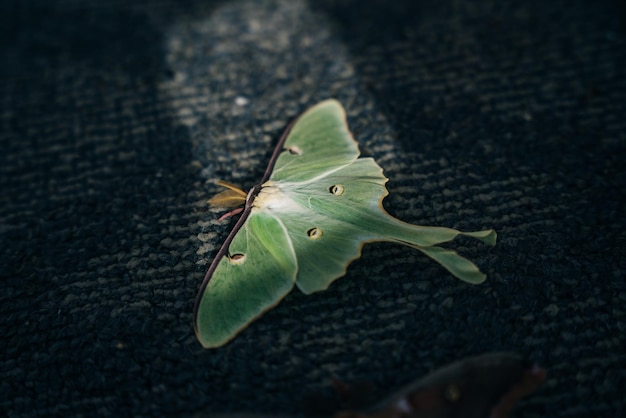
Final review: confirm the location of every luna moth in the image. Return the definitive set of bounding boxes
[194,99,496,348]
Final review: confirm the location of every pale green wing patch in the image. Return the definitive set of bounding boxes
[194,211,297,348]
[275,208,376,294]
[270,99,360,182]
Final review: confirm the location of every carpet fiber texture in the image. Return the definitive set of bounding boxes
[1,0,625,417]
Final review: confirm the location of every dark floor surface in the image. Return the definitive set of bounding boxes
[1,0,625,416]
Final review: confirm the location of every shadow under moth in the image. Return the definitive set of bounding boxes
[194,99,497,348]
[196,352,546,418]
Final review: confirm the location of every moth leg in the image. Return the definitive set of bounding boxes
[217,207,244,221]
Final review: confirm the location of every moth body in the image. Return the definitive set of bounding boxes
[253,180,299,213]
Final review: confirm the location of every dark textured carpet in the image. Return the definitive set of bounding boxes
[1,0,624,417]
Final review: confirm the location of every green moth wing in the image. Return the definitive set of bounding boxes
[194,99,496,348]
[262,156,494,294]
[269,100,360,182]
[194,211,297,348]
